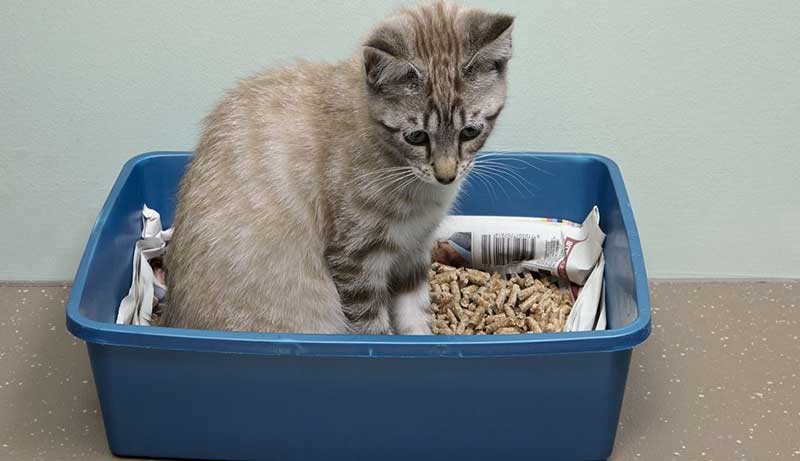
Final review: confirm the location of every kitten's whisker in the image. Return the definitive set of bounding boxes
[472,167,524,198]
[473,159,527,171]
[482,154,562,164]
[352,166,415,187]
[464,170,497,205]
[363,170,420,202]
[359,168,415,186]
[464,162,498,204]
[474,167,535,199]
[452,181,471,211]
[383,175,419,199]
[397,175,420,191]
[472,160,540,190]
[470,169,511,201]
[476,154,555,176]
[471,164,538,197]
[363,176,416,203]
[475,156,555,177]
[357,173,412,204]
[475,156,532,167]
[355,169,414,187]
[472,163,538,199]
[478,153,558,163]
[474,159,539,176]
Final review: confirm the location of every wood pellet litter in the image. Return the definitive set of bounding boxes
[429,263,573,335]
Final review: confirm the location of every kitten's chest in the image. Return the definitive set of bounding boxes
[385,214,441,252]
[387,187,458,249]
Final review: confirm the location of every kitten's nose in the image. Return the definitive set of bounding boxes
[433,157,457,184]
[434,172,456,184]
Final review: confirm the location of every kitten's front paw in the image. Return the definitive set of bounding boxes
[396,321,432,336]
[393,285,433,335]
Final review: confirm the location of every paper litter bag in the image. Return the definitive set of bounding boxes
[432,207,605,286]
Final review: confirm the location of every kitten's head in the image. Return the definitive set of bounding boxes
[362,2,513,185]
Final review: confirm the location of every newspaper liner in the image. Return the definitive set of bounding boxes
[116,205,171,325]
[118,206,605,331]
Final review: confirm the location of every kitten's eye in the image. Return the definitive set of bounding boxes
[404,130,429,146]
[460,125,482,141]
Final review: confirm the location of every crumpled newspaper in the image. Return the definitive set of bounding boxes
[116,205,171,325]
[564,254,606,331]
[432,207,606,332]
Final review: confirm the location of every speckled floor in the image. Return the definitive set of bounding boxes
[0,281,797,461]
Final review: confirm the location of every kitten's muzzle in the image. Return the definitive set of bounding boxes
[434,172,456,184]
[433,167,457,184]
[432,157,457,184]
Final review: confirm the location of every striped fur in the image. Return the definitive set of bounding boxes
[163,2,513,334]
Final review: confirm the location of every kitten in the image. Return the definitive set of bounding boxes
[162,2,513,334]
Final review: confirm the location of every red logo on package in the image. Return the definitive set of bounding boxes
[557,236,585,281]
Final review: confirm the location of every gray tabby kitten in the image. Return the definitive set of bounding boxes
[163,2,513,334]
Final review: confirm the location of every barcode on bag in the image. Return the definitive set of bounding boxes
[479,233,537,267]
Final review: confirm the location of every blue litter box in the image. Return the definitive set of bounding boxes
[66,151,650,461]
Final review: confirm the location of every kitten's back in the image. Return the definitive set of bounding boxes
[162,60,360,333]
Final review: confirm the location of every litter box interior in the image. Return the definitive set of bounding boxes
[78,152,642,333]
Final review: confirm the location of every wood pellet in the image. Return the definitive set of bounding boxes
[429,263,573,335]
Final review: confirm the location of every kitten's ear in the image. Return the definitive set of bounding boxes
[362,46,421,90]
[462,11,514,75]
[362,23,420,91]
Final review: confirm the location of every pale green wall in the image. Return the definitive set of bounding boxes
[1,1,799,281]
